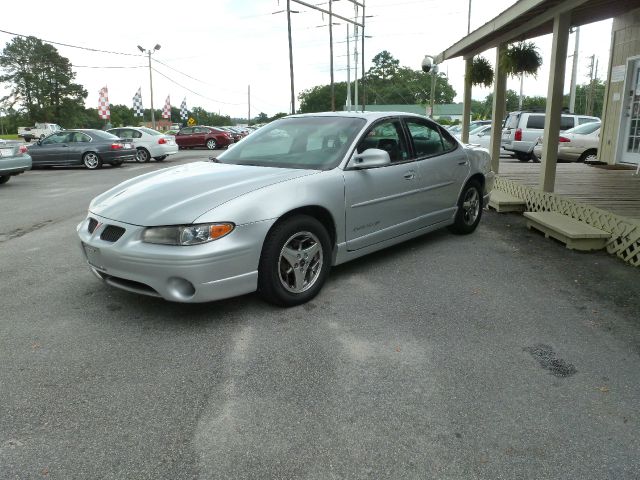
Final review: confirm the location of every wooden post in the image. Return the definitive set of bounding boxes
[540,12,571,192]
[489,43,507,175]
[461,57,473,144]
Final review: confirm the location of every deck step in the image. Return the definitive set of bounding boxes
[488,190,527,212]
[524,211,610,251]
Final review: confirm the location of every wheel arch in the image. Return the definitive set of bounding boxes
[267,205,337,251]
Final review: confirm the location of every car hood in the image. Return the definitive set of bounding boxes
[90,161,318,226]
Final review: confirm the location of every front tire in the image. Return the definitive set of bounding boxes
[136,148,150,163]
[83,152,102,170]
[0,175,10,185]
[258,215,331,307]
[448,180,483,235]
[206,139,217,150]
[516,152,531,162]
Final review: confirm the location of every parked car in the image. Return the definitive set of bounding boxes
[77,112,494,306]
[18,123,63,142]
[174,126,234,150]
[501,111,599,161]
[459,124,510,157]
[533,121,601,162]
[27,130,136,169]
[107,127,178,163]
[450,120,492,137]
[215,126,242,143]
[0,141,31,185]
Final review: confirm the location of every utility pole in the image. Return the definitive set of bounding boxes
[569,27,580,112]
[329,0,335,111]
[430,66,437,119]
[137,44,161,130]
[354,4,359,111]
[586,54,595,116]
[361,1,366,111]
[248,85,251,125]
[287,0,296,114]
[518,74,524,110]
[346,24,351,111]
[467,0,472,34]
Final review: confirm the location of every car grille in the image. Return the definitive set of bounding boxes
[100,225,126,242]
[87,217,99,233]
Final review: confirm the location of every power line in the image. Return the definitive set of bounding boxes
[150,67,244,106]
[73,65,147,69]
[0,28,142,57]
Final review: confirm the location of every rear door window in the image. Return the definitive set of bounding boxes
[525,115,545,129]
[560,116,575,131]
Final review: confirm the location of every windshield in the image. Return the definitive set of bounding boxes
[469,125,489,135]
[217,116,366,170]
[139,127,162,136]
[91,130,120,140]
[565,122,601,135]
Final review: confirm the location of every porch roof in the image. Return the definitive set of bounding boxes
[436,0,638,62]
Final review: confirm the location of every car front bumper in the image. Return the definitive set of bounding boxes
[77,214,274,303]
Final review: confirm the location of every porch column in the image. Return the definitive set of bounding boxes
[540,12,571,192]
[489,43,507,174]
[461,58,473,143]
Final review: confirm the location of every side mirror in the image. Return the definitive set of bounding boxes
[347,148,391,170]
[37,139,42,145]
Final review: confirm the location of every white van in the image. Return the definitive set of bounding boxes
[501,111,599,161]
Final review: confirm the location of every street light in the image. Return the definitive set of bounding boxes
[137,44,161,129]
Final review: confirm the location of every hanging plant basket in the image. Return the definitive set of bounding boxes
[470,56,494,88]
[500,41,543,78]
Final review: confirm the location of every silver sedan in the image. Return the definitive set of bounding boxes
[78,112,494,306]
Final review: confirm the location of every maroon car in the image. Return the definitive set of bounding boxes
[174,126,234,150]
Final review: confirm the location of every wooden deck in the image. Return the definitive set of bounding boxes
[497,162,640,221]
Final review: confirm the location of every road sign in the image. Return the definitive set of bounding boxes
[187,117,196,126]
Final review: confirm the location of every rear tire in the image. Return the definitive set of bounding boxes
[258,215,331,307]
[516,152,531,162]
[206,139,217,150]
[448,180,483,235]
[0,175,10,185]
[136,148,150,163]
[111,160,123,167]
[83,152,102,170]
[154,155,167,161]
[578,149,597,163]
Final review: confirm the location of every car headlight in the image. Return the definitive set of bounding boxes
[142,223,235,245]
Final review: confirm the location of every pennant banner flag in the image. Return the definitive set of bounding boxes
[162,95,171,119]
[98,86,110,120]
[132,88,144,117]
[180,97,188,121]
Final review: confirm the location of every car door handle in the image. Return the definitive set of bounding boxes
[458,160,469,165]
[404,171,415,180]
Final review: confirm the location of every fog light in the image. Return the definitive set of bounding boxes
[166,277,196,300]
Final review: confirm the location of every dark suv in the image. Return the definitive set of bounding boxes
[174,126,234,150]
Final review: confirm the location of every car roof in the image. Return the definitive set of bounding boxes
[286,111,432,122]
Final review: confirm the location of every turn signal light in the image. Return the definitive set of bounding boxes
[209,223,234,239]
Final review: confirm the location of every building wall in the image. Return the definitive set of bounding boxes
[600,8,640,164]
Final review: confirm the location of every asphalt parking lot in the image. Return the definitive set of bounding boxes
[1,150,639,479]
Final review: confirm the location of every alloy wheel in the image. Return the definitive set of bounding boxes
[278,231,323,294]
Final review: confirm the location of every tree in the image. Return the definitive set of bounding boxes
[298,51,456,113]
[0,36,87,125]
